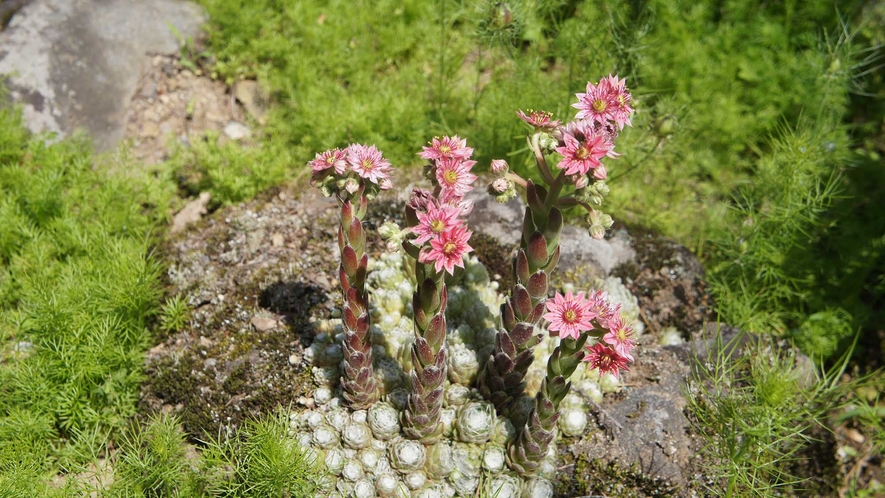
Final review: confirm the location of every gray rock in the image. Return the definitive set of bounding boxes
[223,121,251,141]
[465,190,636,280]
[0,0,205,150]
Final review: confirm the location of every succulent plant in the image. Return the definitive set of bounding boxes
[455,401,494,444]
[342,421,372,449]
[425,441,455,479]
[389,438,427,473]
[523,478,555,498]
[324,448,346,475]
[368,402,400,441]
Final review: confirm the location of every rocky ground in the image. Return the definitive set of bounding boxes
[140,182,718,496]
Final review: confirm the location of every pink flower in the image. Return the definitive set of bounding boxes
[543,291,597,340]
[419,225,473,275]
[582,342,631,378]
[573,79,618,125]
[599,74,634,130]
[347,144,393,186]
[412,203,462,245]
[408,187,436,213]
[516,109,561,129]
[435,157,478,203]
[420,136,474,161]
[555,130,610,177]
[601,313,636,360]
[309,148,348,175]
[490,159,509,175]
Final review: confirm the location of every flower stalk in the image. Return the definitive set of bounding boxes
[308,144,393,409]
[397,137,477,443]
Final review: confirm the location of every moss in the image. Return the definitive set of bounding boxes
[556,454,679,498]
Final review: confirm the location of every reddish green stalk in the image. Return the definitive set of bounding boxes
[507,335,587,474]
[477,168,564,414]
[337,188,380,409]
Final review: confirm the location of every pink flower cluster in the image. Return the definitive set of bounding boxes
[572,74,634,130]
[555,120,618,181]
[308,143,393,190]
[409,136,480,275]
[420,136,478,205]
[543,290,635,378]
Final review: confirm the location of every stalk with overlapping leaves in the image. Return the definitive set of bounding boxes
[308,144,393,410]
[390,137,478,443]
[474,75,637,474]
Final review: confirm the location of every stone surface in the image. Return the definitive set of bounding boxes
[170,191,210,235]
[466,191,637,281]
[0,0,205,150]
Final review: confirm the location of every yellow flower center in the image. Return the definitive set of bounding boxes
[362,159,374,170]
[564,309,577,323]
[617,329,628,340]
[439,145,451,154]
[592,99,607,112]
[575,147,590,160]
[617,94,627,107]
[444,170,458,184]
[430,219,445,233]
[443,241,457,255]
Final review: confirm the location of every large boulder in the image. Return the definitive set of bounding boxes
[0,0,204,150]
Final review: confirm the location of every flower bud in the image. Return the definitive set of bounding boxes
[344,178,360,194]
[378,221,402,240]
[490,159,509,175]
[589,224,606,240]
[490,177,511,194]
[379,178,393,190]
[455,402,494,444]
[538,132,558,152]
[368,402,400,440]
[655,114,677,136]
[571,174,589,189]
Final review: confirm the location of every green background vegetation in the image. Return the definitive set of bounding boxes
[1,0,883,495]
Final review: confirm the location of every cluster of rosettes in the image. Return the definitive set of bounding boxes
[309,143,394,197]
[544,290,636,377]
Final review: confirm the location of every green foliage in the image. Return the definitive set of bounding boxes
[110,414,195,497]
[0,105,172,486]
[686,331,851,496]
[159,295,190,334]
[169,132,295,206]
[107,412,323,498]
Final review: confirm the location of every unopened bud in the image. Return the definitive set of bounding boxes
[592,164,607,180]
[571,175,589,189]
[456,199,474,216]
[490,159,509,175]
[378,221,401,240]
[490,178,511,194]
[344,178,360,194]
[538,133,558,152]
[589,224,606,240]
[655,114,677,136]
[599,213,614,229]
[379,178,393,190]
